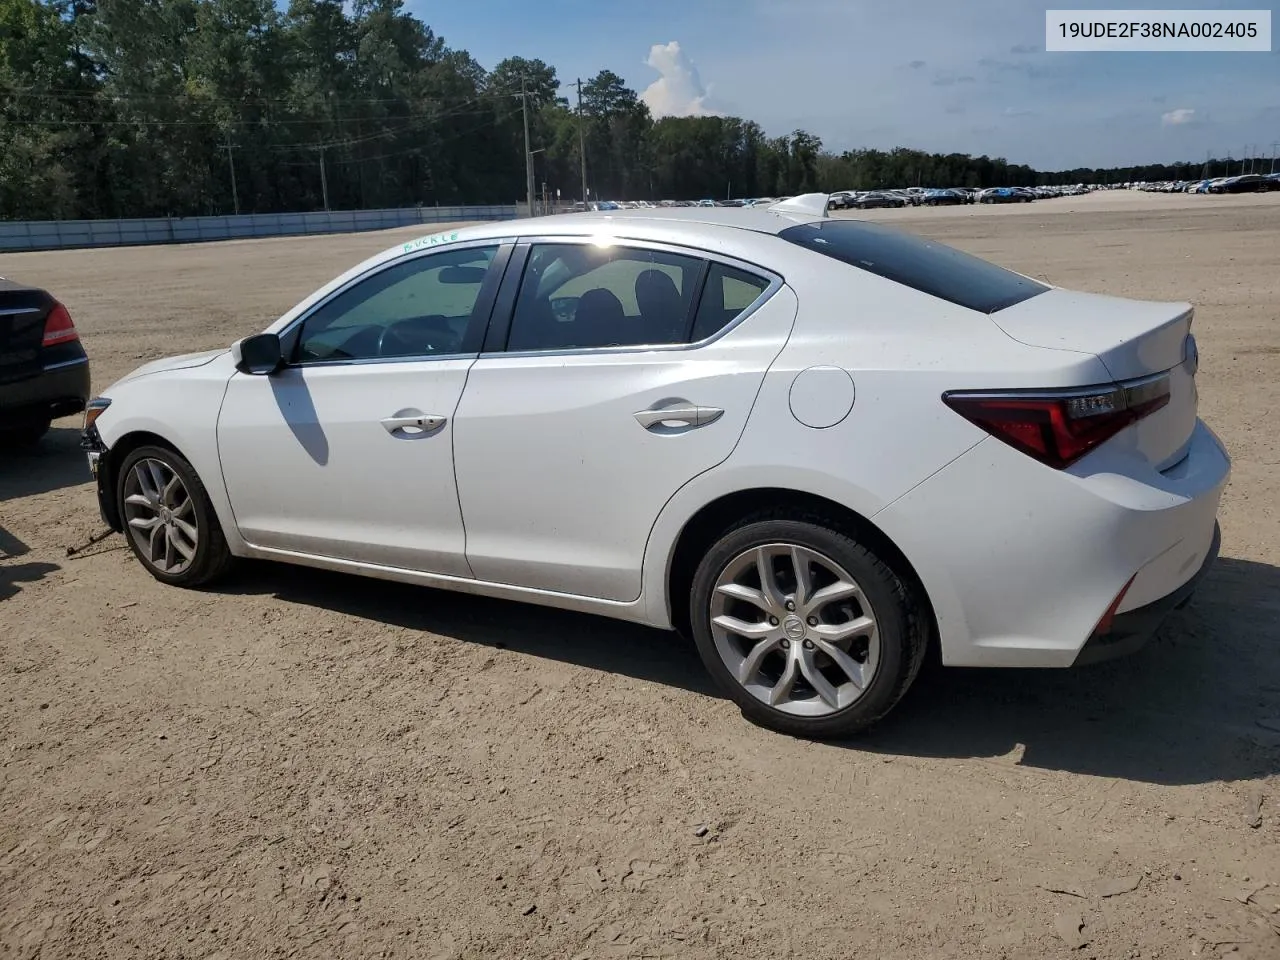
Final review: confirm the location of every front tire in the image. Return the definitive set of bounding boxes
[117,444,233,587]
[689,513,928,739]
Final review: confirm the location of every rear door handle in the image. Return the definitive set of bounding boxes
[381,414,446,436]
[634,401,724,431]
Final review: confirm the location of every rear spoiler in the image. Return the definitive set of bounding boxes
[767,193,830,219]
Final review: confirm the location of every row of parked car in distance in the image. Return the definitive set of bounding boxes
[570,185,1092,214]
[570,198,797,212]
[1134,173,1280,194]
[827,184,1090,209]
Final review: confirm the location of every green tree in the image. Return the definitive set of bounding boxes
[0,0,1227,220]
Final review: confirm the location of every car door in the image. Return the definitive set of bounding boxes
[216,241,508,575]
[451,238,798,602]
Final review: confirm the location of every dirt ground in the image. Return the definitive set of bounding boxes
[2,192,1279,960]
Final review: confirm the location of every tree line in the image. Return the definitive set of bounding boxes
[0,0,1241,221]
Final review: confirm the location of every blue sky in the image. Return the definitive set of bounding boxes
[412,0,1280,170]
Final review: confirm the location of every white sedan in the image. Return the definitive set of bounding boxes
[81,195,1229,738]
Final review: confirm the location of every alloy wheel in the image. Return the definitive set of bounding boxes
[709,543,881,717]
[122,457,199,575]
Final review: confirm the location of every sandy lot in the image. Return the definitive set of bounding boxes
[2,193,1279,960]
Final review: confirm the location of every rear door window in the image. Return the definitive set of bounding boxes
[690,264,771,342]
[506,244,703,351]
[778,220,1047,313]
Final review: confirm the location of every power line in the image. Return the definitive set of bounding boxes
[1,106,497,129]
[0,85,507,109]
[326,115,505,165]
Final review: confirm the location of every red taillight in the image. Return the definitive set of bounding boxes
[42,301,79,347]
[1093,574,1136,636]
[943,374,1171,469]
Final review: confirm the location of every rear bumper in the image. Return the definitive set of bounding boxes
[0,356,90,426]
[874,418,1230,668]
[1073,521,1220,665]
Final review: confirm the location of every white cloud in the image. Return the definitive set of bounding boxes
[641,41,717,118]
[1161,107,1196,126]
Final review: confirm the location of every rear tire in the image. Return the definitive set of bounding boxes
[689,511,928,739]
[0,417,51,448]
[117,444,234,587]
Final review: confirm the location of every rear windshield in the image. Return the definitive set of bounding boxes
[778,220,1048,313]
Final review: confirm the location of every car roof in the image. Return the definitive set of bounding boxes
[270,201,838,335]
[453,205,827,243]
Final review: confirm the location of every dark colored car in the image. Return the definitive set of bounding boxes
[922,188,967,206]
[1222,174,1267,194]
[853,191,906,209]
[979,187,1030,204]
[0,279,90,447]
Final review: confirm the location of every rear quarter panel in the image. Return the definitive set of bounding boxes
[642,256,1113,628]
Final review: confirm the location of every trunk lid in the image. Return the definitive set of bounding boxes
[0,280,54,386]
[992,288,1198,471]
[992,288,1192,381]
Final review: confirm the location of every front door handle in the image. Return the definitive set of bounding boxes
[634,400,724,432]
[381,413,446,436]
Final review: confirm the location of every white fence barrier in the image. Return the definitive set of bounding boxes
[0,205,519,253]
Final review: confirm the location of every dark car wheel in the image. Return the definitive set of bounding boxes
[689,512,929,739]
[0,417,51,448]
[117,444,234,587]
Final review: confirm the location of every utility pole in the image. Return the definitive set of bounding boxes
[575,78,588,205]
[316,145,330,212]
[1271,141,1278,175]
[520,76,535,217]
[224,132,240,216]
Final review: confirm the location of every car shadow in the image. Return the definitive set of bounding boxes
[859,556,1280,786]
[0,559,60,601]
[0,424,90,501]
[222,561,716,697]
[269,371,329,466]
[0,525,30,559]
[224,554,1280,787]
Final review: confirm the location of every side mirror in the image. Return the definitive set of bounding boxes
[232,333,283,375]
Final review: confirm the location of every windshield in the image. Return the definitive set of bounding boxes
[777,220,1048,314]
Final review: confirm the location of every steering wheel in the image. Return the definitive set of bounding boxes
[378,321,437,359]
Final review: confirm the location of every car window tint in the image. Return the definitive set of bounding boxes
[690,264,771,342]
[296,245,497,362]
[778,220,1046,314]
[507,244,703,351]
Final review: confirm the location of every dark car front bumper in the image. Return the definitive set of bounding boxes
[1073,522,1221,666]
[0,356,90,427]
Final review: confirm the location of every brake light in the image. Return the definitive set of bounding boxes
[943,374,1170,469]
[1093,575,1136,636]
[42,302,79,346]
